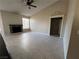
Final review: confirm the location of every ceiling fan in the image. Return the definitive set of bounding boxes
[23,0,37,9]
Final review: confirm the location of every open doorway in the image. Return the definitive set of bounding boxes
[50,17,62,37]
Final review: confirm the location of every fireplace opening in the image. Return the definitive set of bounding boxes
[9,24,23,33]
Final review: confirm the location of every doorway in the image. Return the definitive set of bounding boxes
[50,17,62,37]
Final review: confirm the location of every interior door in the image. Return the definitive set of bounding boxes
[50,17,62,37]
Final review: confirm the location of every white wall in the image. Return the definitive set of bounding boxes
[0,11,5,38]
[67,0,79,59]
[1,11,22,34]
[30,0,68,35]
[63,0,77,59]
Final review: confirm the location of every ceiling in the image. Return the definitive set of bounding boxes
[0,0,58,16]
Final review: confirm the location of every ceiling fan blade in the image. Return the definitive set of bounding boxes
[27,0,30,2]
[27,0,32,2]
[30,4,37,8]
[30,0,34,3]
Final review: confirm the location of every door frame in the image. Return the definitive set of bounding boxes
[49,15,64,38]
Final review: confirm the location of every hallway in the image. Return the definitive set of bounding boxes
[5,32,64,59]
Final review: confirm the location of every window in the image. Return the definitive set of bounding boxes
[22,17,30,29]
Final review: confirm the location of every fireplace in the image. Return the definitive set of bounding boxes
[9,24,23,33]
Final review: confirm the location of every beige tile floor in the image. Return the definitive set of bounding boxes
[5,32,64,59]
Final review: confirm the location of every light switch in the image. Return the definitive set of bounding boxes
[0,28,1,32]
[77,30,79,35]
